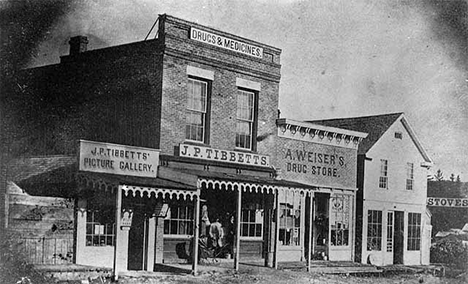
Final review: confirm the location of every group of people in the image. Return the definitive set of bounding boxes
[200,205,234,258]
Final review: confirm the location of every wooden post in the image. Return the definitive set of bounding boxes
[273,189,280,269]
[192,189,201,275]
[234,186,242,270]
[307,192,314,272]
[113,185,122,281]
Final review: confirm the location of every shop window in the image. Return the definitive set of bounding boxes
[241,200,263,239]
[367,210,382,251]
[164,204,194,236]
[387,212,394,252]
[236,89,256,150]
[379,159,388,189]
[407,213,421,251]
[186,78,210,143]
[279,191,301,246]
[330,195,351,246]
[406,162,414,190]
[86,208,115,246]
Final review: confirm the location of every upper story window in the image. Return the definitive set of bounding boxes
[379,159,388,189]
[186,78,210,143]
[406,162,414,190]
[394,132,403,139]
[236,89,256,150]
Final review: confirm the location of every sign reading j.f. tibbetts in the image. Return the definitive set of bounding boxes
[79,140,160,178]
[179,143,270,167]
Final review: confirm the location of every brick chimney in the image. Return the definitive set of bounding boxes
[69,36,88,55]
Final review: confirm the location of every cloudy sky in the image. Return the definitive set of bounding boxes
[6,0,468,180]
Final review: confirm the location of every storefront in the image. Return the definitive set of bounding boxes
[274,118,368,262]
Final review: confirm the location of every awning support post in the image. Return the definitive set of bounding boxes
[274,188,280,269]
[113,185,123,281]
[234,185,242,270]
[192,188,201,276]
[307,192,314,272]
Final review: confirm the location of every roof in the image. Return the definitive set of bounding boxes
[8,156,77,182]
[307,113,403,155]
[307,113,432,163]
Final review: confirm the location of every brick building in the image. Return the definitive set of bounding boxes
[6,14,367,276]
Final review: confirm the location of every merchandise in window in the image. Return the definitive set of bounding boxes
[236,90,255,150]
[186,78,209,143]
[407,213,421,251]
[367,210,382,251]
[86,208,115,246]
[164,204,194,236]
[330,195,351,246]
[279,191,301,246]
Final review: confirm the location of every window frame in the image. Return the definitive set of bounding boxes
[240,197,264,240]
[407,212,421,251]
[386,211,394,252]
[278,191,302,247]
[235,88,258,151]
[406,162,414,190]
[330,194,351,247]
[86,208,115,247]
[379,159,388,189]
[367,210,382,251]
[185,77,211,144]
[163,203,194,238]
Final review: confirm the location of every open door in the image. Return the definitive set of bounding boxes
[393,211,404,264]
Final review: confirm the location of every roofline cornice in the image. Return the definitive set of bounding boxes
[276,118,368,149]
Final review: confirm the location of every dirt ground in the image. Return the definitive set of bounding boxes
[114,267,468,284]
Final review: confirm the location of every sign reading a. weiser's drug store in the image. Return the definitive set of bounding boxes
[179,144,270,167]
[190,27,263,59]
[79,140,159,177]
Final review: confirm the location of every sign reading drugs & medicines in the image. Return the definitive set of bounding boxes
[79,140,159,177]
[190,27,263,59]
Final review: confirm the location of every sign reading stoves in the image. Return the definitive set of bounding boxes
[79,140,160,177]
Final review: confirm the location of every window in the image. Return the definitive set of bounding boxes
[407,213,421,251]
[394,132,402,139]
[164,204,194,236]
[186,78,209,143]
[241,196,263,238]
[379,159,388,189]
[279,191,301,246]
[330,195,351,246]
[387,212,394,252]
[406,163,414,190]
[236,90,255,150]
[86,208,115,246]
[367,210,382,251]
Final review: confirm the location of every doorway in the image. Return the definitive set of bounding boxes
[393,211,404,264]
[128,211,148,270]
[313,193,329,259]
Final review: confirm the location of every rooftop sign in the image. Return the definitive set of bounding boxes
[190,27,263,59]
[179,143,270,167]
[427,197,468,208]
[79,140,159,178]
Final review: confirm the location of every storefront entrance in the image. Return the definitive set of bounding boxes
[393,211,404,264]
[128,210,148,270]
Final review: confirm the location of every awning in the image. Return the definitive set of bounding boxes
[76,172,198,201]
[158,167,318,196]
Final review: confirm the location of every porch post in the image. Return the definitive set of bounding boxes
[192,188,201,275]
[307,192,314,272]
[113,185,123,280]
[273,188,280,269]
[234,185,242,270]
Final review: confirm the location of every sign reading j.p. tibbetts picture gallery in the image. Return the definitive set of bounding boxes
[277,140,357,189]
[79,140,160,178]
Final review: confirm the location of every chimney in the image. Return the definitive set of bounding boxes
[69,36,88,55]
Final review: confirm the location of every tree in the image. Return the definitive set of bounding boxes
[434,169,444,181]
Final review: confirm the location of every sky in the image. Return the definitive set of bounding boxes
[3,0,468,180]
